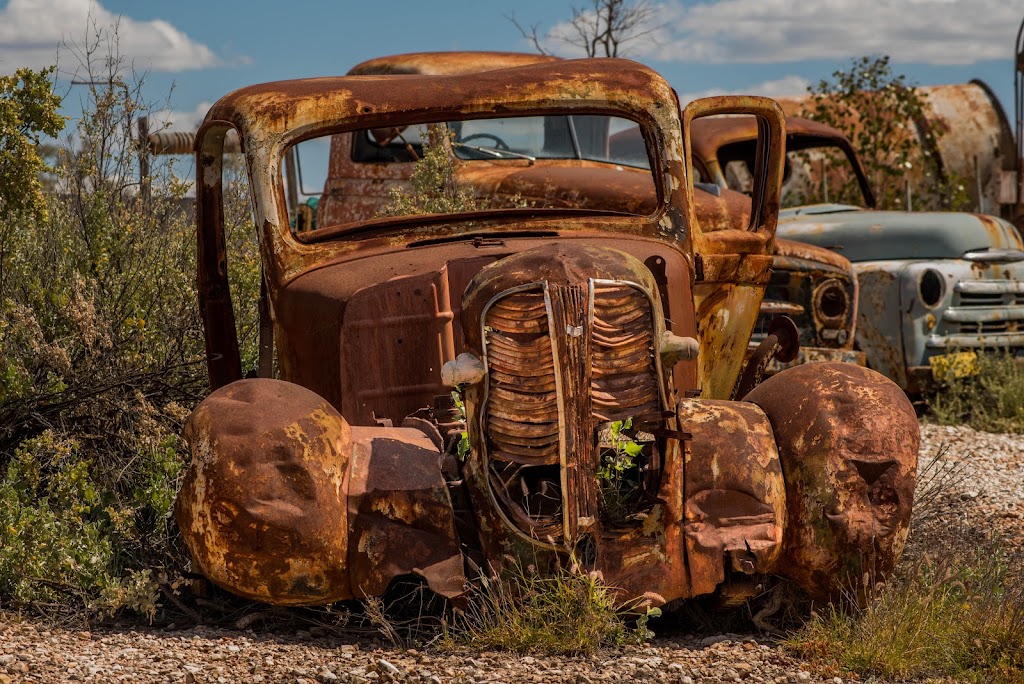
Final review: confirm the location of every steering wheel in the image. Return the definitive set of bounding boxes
[460,133,511,151]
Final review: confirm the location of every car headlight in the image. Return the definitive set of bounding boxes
[918,269,945,308]
[813,278,850,327]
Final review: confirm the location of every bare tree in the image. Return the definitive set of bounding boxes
[508,0,658,58]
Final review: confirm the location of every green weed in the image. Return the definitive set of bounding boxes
[443,557,659,655]
[927,352,1024,433]
[789,539,1024,683]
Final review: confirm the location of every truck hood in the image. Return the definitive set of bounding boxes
[774,237,852,275]
[777,205,1024,262]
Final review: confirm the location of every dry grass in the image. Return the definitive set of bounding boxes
[789,535,1024,683]
[442,558,657,655]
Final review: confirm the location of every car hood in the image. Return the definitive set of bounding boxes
[777,205,1024,262]
[774,237,852,275]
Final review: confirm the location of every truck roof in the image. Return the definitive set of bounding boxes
[348,51,560,76]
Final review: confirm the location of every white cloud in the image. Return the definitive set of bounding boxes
[0,0,232,72]
[678,75,811,104]
[544,0,1021,66]
[152,101,213,131]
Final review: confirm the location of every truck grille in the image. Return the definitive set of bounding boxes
[928,279,1024,349]
[592,285,660,422]
[482,281,664,546]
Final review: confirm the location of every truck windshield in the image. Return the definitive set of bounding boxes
[349,115,650,169]
[450,115,649,169]
[287,112,658,238]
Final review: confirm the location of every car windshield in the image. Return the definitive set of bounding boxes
[285,112,658,239]
[348,115,649,169]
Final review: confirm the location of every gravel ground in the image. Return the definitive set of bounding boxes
[1,420,1021,684]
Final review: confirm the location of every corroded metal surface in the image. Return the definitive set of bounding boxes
[346,426,466,598]
[176,379,354,605]
[744,363,919,601]
[349,51,560,76]
[181,53,919,610]
[175,379,465,605]
[677,398,785,596]
[757,239,859,363]
[734,316,800,400]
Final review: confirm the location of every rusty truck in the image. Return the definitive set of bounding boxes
[691,115,1024,392]
[307,52,864,376]
[174,58,919,610]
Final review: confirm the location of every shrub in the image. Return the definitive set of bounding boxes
[927,352,1024,434]
[799,55,972,212]
[377,126,480,217]
[0,30,260,617]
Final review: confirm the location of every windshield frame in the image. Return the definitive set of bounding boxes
[283,108,664,245]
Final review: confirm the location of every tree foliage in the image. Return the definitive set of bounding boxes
[800,55,971,211]
[0,67,64,223]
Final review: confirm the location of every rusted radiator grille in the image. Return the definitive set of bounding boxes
[592,285,660,422]
[484,290,563,542]
[483,283,665,544]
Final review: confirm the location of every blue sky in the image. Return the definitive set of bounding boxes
[0,0,1020,135]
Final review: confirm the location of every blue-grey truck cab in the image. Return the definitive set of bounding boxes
[692,115,1024,392]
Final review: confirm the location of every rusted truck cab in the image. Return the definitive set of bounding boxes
[319,52,864,378]
[692,115,1024,392]
[176,59,919,609]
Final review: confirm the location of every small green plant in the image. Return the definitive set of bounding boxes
[444,556,658,654]
[450,388,471,461]
[596,418,647,522]
[378,126,481,217]
[927,352,1024,434]
[788,538,1024,683]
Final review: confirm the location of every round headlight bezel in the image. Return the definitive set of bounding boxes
[919,269,945,309]
[813,278,851,327]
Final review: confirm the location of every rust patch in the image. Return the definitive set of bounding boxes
[175,379,354,605]
[744,363,919,602]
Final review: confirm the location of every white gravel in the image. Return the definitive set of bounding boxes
[1,420,1021,684]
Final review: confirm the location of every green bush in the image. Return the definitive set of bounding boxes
[0,37,260,617]
[927,352,1024,433]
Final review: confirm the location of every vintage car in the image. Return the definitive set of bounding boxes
[175,59,919,610]
[691,115,1024,392]
[313,52,863,375]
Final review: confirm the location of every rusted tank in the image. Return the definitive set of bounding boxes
[692,114,1024,393]
[774,82,1016,218]
[175,58,919,609]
